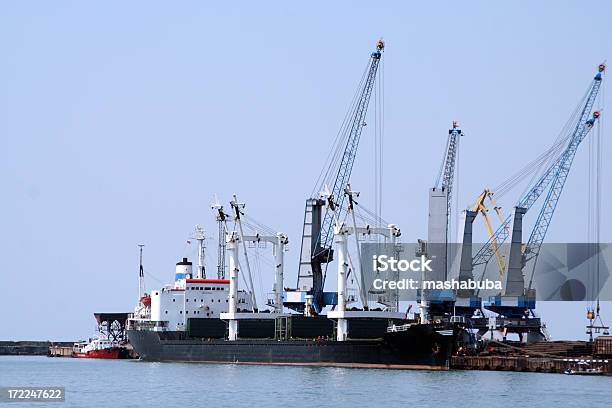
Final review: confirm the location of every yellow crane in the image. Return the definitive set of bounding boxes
[471,189,507,277]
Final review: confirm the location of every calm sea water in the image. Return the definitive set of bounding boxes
[0,356,610,407]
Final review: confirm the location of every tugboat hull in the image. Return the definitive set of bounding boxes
[72,349,121,359]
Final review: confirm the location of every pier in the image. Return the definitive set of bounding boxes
[0,341,73,356]
[452,340,611,374]
[452,355,611,374]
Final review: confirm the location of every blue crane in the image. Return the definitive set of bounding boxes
[435,121,463,243]
[293,40,384,313]
[472,64,604,271]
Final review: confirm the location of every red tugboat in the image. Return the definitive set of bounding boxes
[72,338,121,359]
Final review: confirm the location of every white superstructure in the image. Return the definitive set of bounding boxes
[73,338,119,354]
[130,256,253,332]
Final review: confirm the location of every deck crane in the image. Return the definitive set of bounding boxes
[230,194,259,312]
[471,64,604,283]
[291,40,384,313]
[343,184,402,310]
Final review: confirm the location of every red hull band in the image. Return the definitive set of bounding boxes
[73,349,120,359]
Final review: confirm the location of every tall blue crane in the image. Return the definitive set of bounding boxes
[293,40,384,313]
[435,121,463,243]
[472,64,605,273]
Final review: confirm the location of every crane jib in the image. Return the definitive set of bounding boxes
[294,42,384,311]
[316,53,382,254]
[472,70,603,268]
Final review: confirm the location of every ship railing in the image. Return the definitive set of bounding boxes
[450,315,466,324]
[387,324,411,333]
[127,319,162,331]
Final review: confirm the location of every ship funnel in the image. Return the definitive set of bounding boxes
[175,257,193,281]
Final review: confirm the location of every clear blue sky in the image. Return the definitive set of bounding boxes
[1,1,610,341]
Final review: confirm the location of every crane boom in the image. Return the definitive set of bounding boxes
[525,111,601,260]
[315,42,384,259]
[472,64,604,269]
[438,121,462,219]
[471,190,506,277]
[295,40,384,311]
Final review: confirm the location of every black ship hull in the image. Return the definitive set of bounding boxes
[128,323,456,370]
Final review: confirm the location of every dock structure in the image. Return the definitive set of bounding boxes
[0,341,72,356]
[94,312,130,342]
[452,355,611,374]
[452,340,612,374]
[48,344,73,357]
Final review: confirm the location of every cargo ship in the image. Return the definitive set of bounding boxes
[126,258,461,368]
[127,40,474,368]
[126,202,469,369]
[128,319,458,369]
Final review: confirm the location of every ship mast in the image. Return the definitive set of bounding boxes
[138,244,145,299]
[212,197,227,279]
[192,225,206,279]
